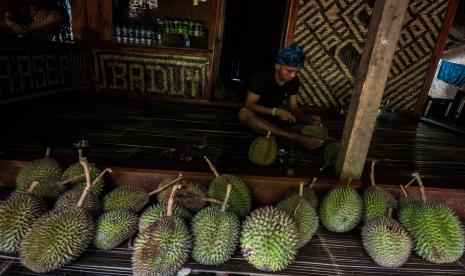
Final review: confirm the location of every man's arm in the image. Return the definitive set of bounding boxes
[288,94,322,126]
[25,10,63,33]
[4,12,28,34]
[245,91,296,123]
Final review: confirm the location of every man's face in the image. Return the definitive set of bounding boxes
[275,64,302,83]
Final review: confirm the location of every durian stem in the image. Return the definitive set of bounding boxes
[45,148,51,158]
[203,156,220,178]
[78,148,83,160]
[399,185,408,198]
[56,174,85,187]
[148,173,183,196]
[412,172,427,202]
[299,181,304,197]
[266,131,272,139]
[201,197,224,206]
[91,168,112,190]
[77,158,92,208]
[26,181,40,194]
[388,207,393,218]
[221,182,232,212]
[404,177,416,189]
[319,164,328,171]
[167,184,182,217]
[346,178,352,188]
[309,177,317,189]
[370,160,377,186]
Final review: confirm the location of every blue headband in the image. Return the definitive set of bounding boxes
[276,44,305,67]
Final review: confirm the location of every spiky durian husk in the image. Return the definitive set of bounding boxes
[94,210,138,250]
[240,206,298,272]
[362,186,397,224]
[19,208,95,273]
[132,216,191,276]
[285,187,318,210]
[0,193,46,253]
[208,174,251,218]
[192,206,240,265]
[277,195,318,248]
[398,197,423,232]
[362,217,412,268]
[157,179,207,212]
[16,158,63,199]
[319,187,362,232]
[103,186,149,213]
[301,125,328,140]
[139,203,192,233]
[248,135,277,166]
[409,203,464,264]
[62,162,105,197]
[54,188,101,218]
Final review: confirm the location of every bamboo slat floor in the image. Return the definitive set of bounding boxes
[1,90,465,187]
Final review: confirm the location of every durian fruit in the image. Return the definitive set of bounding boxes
[362,160,397,224]
[19,159,96,273]
[285,177,319,210]
[401,173,464,264]
[398,188,423,233]
[94,210,138,250]
[362,216,412,268]
[277,181,318,248]
[62,162,106,197]
[16,148,64,199]
[204,156,251,218]
[139,202,192,233]
[104,174,183,213]
[240,206,298,272]
[132,184,191,276]
[192,182,240,265]
[319,179,362,232]
[157,177,208,212]
[54,188,101,218]
[248,131,277,166]
[320,140,340,171]
[301,125,328,140]
[0,182,46,253]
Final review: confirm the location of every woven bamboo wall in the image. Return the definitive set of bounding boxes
[293,0,449,111]
[91,49,209,98]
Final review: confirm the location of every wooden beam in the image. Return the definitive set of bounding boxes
[283,0,299,45]
[414,0,459,116]
[335,0,410,180]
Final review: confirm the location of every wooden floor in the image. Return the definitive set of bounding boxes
[1,90,465,187]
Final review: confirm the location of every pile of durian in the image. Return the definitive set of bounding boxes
[0,150,463,275]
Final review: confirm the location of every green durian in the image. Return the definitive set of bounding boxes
[248,131,277,166]
[301,125,328,140]
[139,203,192,233]
[54,188,101,218]
[208,174,251,218]
[16,155,63,199]
[398,196,423,232]
[94,210,138,250]
[285,178,319,210]
[192,183,240,265]
[103,185,149,213]
[320,141,340,170]
[132,185,191,276]
[363,161,397,224]
[240,206,298,272]
[62,162,106,197]
[157,178,207,212]
[277,194,318,248]
[192,206,240,265]
[320,186,362,232]
[19,208,95,273]
[0,191,46,253]
[362,217,412,268]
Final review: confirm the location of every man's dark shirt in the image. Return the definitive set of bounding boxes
[248,64,300,108]
[5,0,60,24]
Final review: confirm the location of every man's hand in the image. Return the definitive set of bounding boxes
[33,10,48,22]
[10,23,28,35]
[276,108,297,123]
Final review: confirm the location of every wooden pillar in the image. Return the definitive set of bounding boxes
[335,0,410,180]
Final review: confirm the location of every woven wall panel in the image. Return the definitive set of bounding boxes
[92,49,208,98]
[294,0,449,111]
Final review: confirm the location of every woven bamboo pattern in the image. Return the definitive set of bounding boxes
[92,49,208,98]
[293,0,449,111]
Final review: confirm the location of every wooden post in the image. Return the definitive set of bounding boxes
[335,0,410,180]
